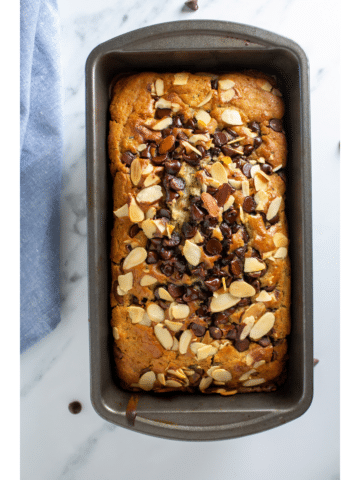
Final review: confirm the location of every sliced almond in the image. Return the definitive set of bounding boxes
[155,98,171,109]
[253,360,266,369]
[197,91,213,107]
[229,280,256,298]
[239,316,255,340]
[190,342,206,354]
[140,275,158,287]
[273,232,288,248]
[166,224,175,238]
[254,171,269,191]
[114,204,129,218]
[158,287,174,302]
[197,344,218,361]
[221,109,242,126]
[274,247,288,259]
[273,164,282,172]
[152,117,173,131]
[145,206,157,219]
[164,320,183,332]
[242,180,250,197]
[239,205,245,223]
[210,162,228,184]
[183,240,202,266]
[211,368,232,382]
[221,88,235,102]
[210,293,240,312]
[136,185,163,204]
[155,78,164,96]
[137,143,147,152]
[245,353,255,366]
[199,376,213,391]
[129,197,145,223]
[244,257,266,273]
[188,134,209,145]
[157,373,166,386]
[250,165,261,178]
[191,230,204,244]
[173,72,189,85]
[223,195,235,211]
[256,290,273,302]
[165,379,182,388]
[195,109,211,125]
[239,369,256,381]
[140,218,157,239]
[171,303,190,319]
[112,327,119,340]
[258,79,273,92]
[171,337,179,351]
[154,324,173,350]
[182,140,202,156]
[147,303,165,322]
[201,192,221,217]
[171,103,181,112]
[130,157,142,186]
[249,312,276,340]
[254,190,268,211]
[139,312,152,326]
[219,79,235,90]
[179,329,193,354]
[211,227,223,241]
[228,179,242,190]
[123,247,147,270]
[118,272,133,293]
[152,219,166,234]
[242,378,266,387]
[138,371,156,391]
[143,173,161,187]
[266,196,282,221]
[127,306,145,324]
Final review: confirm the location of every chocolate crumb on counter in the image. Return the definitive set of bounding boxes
[184,0,199,11]
[313,358,319,367]
[109,71,290,395]
[68,401,82,414]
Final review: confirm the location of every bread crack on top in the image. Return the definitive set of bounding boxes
[109,71,290,395]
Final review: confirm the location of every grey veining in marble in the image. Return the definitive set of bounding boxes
[21,1,340,479]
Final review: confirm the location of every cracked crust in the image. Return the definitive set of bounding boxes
[109,71,290,395]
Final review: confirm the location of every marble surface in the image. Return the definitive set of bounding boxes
[21,0,340,478]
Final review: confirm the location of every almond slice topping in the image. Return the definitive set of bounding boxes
[112,327,119,340]
[229,280,256,298]
[130,157,142,186]
[155,78,164,96]
[127,306,145,324]
[273,232,288,247]
[221,109,242,125]
[256,290,273,302]
[211,369,232,382]
[274,247,288,259]
[155,98,172,109]
[123,247,147,270]
[244,257,266,273]
[147,303,165,322]
[201,192,221,217]
[183,240,202,266]
[210,293,241,312]
[242,378,266,387]
[114,204,129,218]
[129,197,144,223]
[199,376,213,391]
[195,109,211,125]
[197,91,213,107]
[136,185,163,204]
[179,329,193,354]
[152,117,173,131]
[170,303,190,319]
[240,316,255,340]
[173,72,189,85]
[266,197,282,221]
[197,344,218,361]
[138,371,156,391]
[164,320,183,332]
[221,89,235,103]
[249,312,276,340]
[139,312,152,326]
[118,272,133,293]
[210,162,228,184]
[140,275,158,287]
[154,324,173,350]
[158,287,174,302]
[219,79,235,90]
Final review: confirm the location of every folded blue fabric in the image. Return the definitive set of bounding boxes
[20,0,63,353]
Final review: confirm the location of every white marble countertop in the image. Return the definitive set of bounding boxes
[21,0,340,478]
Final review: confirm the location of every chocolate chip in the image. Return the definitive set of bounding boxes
[243,145,254,156]
[173,257,187,273]
[191,203,205,221]
[226,328,237,340]
[188,372,201,384]
[214,183,233,207]
[204,277,221,292]
[140,144,151,158]
[68,401,82,414]
[268,213,279,225]
[168,283,185,298]
[205,238,222,256]
[121,151,135,166]
[258,336,271,347]
[264,285,276,292]
[242,162,252,178]
[278,170,286,183]
[269,118,283,132]
[190,323,206,336]
[184,0,198,11]
[220,222,232,238]
[209,326,222,339]
[249,279,261,293]
[155,108,172,119]
[253,136,262,149]
[192,263,207,279]
[166,190,180,203]
[112,281,124,304]
[129,224,140,238]
[213,131,228,147]
[160,263,174,276]
[159,135,176,154]
[235,246,247,257]
[172,115,183,128]
[226,128,238,138]
[223,208,237,224]
[162,232,181,247]
[196,305,208,317]
[211,78,218,90]
[152,154,168,165]
[243,196,256,213]
[182,222,197,239]
[221,145,237,157]
[313,358,319,367]
[261,163,273,175]
[159,248,173,260]
[248,121,261,134]
[230,257,243,276]
[157,208,171,220]
[164,160,180,175]
[213,312,229,326]
[197,145,206,158]
[210,146,221,158]
[183,153,201,167]
[146,251,158,264]
[184,118,196,129]
[234,338,250,352]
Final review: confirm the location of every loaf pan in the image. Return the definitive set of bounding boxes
[86,20,313,441]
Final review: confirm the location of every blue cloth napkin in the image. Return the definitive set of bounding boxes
[20,0,63,353]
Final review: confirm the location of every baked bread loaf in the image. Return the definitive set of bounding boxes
[108,71,290,395]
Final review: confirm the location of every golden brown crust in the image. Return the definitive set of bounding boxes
[109,71,290,394]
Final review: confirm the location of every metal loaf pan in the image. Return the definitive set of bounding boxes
[86,20,313,441]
